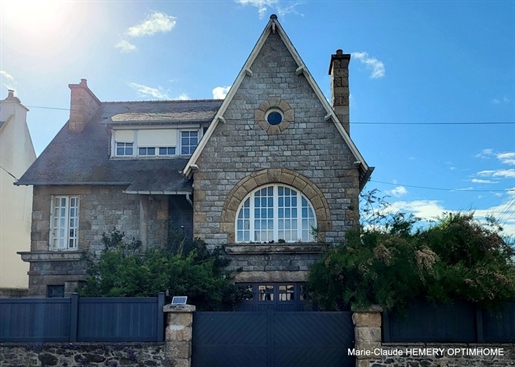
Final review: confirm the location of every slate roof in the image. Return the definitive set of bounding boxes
[17,99,223,192]
[102,99,222,125]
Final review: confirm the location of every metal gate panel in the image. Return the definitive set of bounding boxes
[193,312,268,367]
[192,311,354,367]
[272,312,354,367]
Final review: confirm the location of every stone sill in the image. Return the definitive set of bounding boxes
[18,251,85,262]
[224,243,328,255]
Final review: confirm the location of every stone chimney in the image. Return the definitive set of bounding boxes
[68,79,101,133]
[5,89,21,103]
[329,49,351,135]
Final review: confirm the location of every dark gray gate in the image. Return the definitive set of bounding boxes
[192,311,354,367]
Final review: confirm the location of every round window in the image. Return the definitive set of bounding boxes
[266,110,283,126]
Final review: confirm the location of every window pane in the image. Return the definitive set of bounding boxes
[234,185,316,243]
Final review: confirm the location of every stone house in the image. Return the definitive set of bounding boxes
[0,90,36,296]
[17,15,373,307]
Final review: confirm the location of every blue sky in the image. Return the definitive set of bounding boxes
[1,0,514,236]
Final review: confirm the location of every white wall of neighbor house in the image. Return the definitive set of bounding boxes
[0,90,36,289]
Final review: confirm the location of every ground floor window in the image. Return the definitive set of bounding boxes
[236,283,314,311]
[50,196,79,250]
[47,285,65,298]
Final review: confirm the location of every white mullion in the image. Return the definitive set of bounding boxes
[273,185,279,242]
[63,197,69,250]
[249,192,255,242]
[50,195,55,249]
[296,191,302,241]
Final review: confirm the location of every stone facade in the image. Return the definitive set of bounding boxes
[18,16,371,296]
[21,185,169,296]
[0,343,170,367]
[192,32,360,281]
[193,33,360,244]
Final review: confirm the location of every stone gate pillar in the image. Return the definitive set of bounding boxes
[163,303,196,367]
[352,305,383,367]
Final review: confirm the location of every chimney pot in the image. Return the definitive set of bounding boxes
[336,49,343,55]
[7,90,14,99]
[80,79,87,87]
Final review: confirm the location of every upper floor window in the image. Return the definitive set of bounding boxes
[50,196,79,250]
[112,129,199,157]
[181,131,198,155]
[236,185,316,243]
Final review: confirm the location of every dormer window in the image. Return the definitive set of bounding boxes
[181,131,198,155]
[112,128,200,158]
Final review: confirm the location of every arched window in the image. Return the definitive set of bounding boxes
[236,185,316,243]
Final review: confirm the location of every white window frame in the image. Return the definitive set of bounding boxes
[179,130,199,155]
[235,184,317,243]
[50,196,80,250]
[111,128,201,157]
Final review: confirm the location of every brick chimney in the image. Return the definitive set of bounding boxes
[68,79,101,133]
[329,49,351,135]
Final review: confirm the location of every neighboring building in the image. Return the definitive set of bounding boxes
[17,15,373,305]
[0,90,36,295]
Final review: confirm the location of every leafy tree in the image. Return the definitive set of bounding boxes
[307,191,515,312]
[80,228,247,311]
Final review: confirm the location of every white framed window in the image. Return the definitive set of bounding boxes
[50,196,79,250]
[111,129,199,157]
[116,142,134,156]
[180,131,198,155]
[236,185,316,243]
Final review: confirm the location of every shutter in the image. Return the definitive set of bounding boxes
[114,130,134,143]
[137,129,177,147]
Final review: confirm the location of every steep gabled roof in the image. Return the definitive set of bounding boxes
[184,15,372,188]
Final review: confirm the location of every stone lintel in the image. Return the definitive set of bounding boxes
[233,270,309,283]
[224,243,328,255]
[18,251,85,262]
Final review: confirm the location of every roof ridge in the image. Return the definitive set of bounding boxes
[102,99,223,105]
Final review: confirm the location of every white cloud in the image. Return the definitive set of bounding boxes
[128,82,170,99]
[497,152,515,166]
[388,200,447,221]
[471,178,498,184]
[475,148,494,158]
[0,70,15,90]
[477,169,515,179]
[115,40,137,53]
[352,52,385,79]
[389,186,408,197]
[492,96,510,104]
[234,0,278,18]
[127,12,176,37]
[176,93,190,100]
[212,86,231,99]
[0,70,14,81]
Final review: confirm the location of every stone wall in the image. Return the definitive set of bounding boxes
[194,32,360,249]
[369,344,515,367]
[25,186,169,296]
[0,343,171,367]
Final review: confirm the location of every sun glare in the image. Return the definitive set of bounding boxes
[1,0,70,37]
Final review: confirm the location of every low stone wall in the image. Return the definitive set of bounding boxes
[0,343,172,367]
[369,343,515,367]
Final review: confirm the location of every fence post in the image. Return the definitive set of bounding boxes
[157,292,165,342]
[382,311,390,343]
[70,293,79,342]
[352,305,383,367]
[163,303,196,367]
[475,305,484,343]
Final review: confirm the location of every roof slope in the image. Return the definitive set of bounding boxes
[17,100,223,192]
